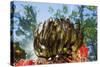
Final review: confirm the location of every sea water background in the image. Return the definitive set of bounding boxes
[12,1,96,60]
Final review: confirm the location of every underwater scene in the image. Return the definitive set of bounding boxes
[10,1,97,66]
